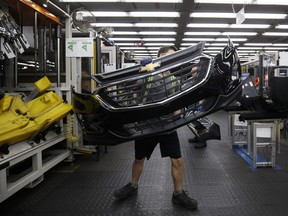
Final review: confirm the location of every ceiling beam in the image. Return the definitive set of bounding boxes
[174,0,196,48]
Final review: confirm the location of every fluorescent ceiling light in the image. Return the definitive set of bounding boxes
[89,11,179,18]
[125,50,148,53]
[223,32,257,36]
[263,32,288,36]
[185,32,221,36]
[264,47,288,50]
[113,37,175,41]
[92,23,134,27]
[205,47,223,50]
[115,43,135,46]
[210,43,239,46]
[245,14,287,19]
[191,13,235,18]
[237,50,257,53]
[215,38,247,41]
[90,12,128,17]
[118,47,147,49]
[147,47,161,50]
[109,38,142,41]
[238,47,264,49]
[139,31,176,35]
[183,38,215,41]
[230,24,270,29]
[194,0,288,5]
[276,25,288,29]
[190,12,287,19]
[238,53,255,56]
[181,43,198,46]
[134,54,154,56]
[62,0,182,2]
[185,32,256,36]
[187,24,229,28]
[135,23,178,27]
[203,50,222,53]
[112,31,138,35]
[93,22,178,28]
[187,23,270,29]
[272,43,288,46]
[244,43,273,46]
[143,38,175,41]
[144,43,175,46]
[130,12,179,17]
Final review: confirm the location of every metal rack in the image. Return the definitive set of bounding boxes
[0,131,70,203]
[229,113,281,168]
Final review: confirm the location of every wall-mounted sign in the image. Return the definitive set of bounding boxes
[66,38,94,57]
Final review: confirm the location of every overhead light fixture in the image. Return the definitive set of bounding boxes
[222,32,257,36]
[264,47,288,50]
[109,38,142,41]
[42,0,48,7]
[205,47,224,50]
[187,23,229,28]
[215,38,247,41]
[115,43,135,46]
[184,32,221,36]
[272,43,288,46]
[203,50,222,53]
[130,12,180,17]
[276,25,288,29]
[237,50,257,53]
[194,0,288,5]
[190,13,235,18]
[238,47,264,50]
[90,11,180,17]
[144,43,175,46]
[91,23,134,27]
[186,23,270,29]
[112,31,138,35]
[112,37,176,41]
[139,31,176,35]
[183,38,215,41]
[230,24,270,29]
[181,43,198,46]
[134,54,154,56]
[244,43,273,46]
[90,12,128,17]
[190,12,287,19]
[135,23,178,27]
[263,32,288,36]
[129,50,153,53]
[210,43,239,46]
[117,47,147,49]
[143,38,175,41]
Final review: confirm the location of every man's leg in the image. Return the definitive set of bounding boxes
[171,157,183,191]
[132,158,145,184]
[114,159,144,200]
[170,157,198,210]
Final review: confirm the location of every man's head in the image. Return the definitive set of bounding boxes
[157,45,178,57]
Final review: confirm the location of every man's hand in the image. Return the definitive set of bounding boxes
[139,57,160,73]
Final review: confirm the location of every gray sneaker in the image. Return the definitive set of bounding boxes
[114,182,138,200]
[172,190,198,210]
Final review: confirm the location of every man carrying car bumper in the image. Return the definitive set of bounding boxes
[113,46,198,210]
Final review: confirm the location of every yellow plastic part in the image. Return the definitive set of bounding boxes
[34,76,52,92]
[0,91,73,147]
[0,95,13,114]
